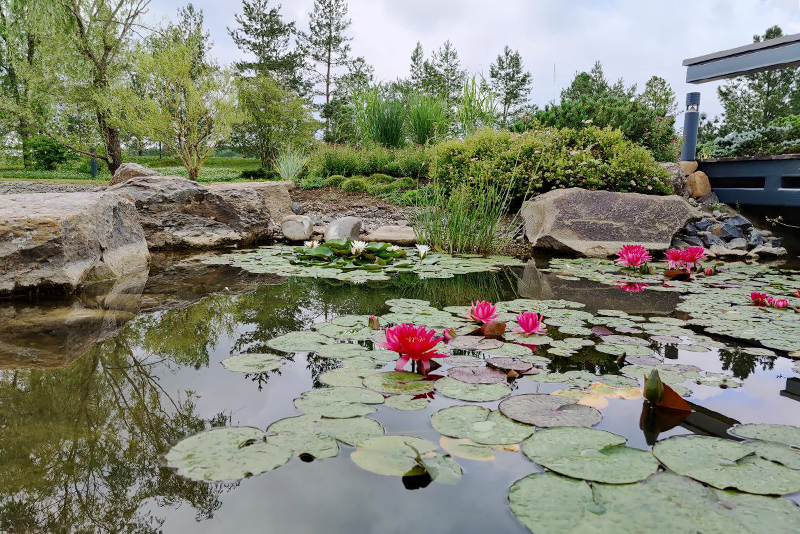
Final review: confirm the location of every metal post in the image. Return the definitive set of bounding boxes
[90,147,97,178]
[680,92,701,161]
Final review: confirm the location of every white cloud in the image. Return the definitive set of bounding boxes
[147,0,800,119]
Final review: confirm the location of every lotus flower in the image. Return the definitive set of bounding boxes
[368,315,380,330]
[615,282,648,293]
[704,267,715,276]
[416,244,430,259]
[616,245,652,268]
[304,240,320,249]
[681,246,706,268]
[442,328,456,342]
[380,323,448,376]
[513,312,547,335]
[465,301,498,323]
[350,240,367,256]
[771,298,789,309]
[665,249,685,269]
[749,292,768,305]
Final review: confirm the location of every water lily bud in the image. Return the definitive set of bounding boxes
[643,369,665,405]
[368,315,380,330]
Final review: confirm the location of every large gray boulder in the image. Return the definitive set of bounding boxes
[108,176,293,249]
[0,193,150,295]
[281,215,313,241]
[521,188,702,258]
[110,162,161,186]
[658,162,690,197]
[324,216,363,241]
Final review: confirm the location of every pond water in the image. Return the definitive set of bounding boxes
[1,253,799,533]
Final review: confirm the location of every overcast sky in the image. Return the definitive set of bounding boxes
[146,0,800,120]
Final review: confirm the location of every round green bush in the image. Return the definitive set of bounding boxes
[341,177,368,193]
[366,182,396,196]
[393,177,416,189]
[325,174,346,186]
[368,173,394,184]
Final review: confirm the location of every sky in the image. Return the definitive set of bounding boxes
[146,0,800,121]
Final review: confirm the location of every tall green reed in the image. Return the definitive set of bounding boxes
[407,93,448,145]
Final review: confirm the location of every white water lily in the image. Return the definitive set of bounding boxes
[416,244,430,259]
[304,240,320,249]
[387,245,401,252]
[350,240,367,256]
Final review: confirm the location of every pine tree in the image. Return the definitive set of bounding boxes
[422,40,466,108]
[561,61,635,102]
[409,41,424,90]
[303,0,352,106]
[489,45,532,124]
[717,26,797,133]
[228,0,308,95]
[637,76,677,117]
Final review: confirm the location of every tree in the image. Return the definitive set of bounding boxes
[303,0,352,108]
[637,75,677,116]
[233,74,318,167]
[111,40,241,180]
[717,26,797,133]
[409,41,424,90]
[561,60,635,102]
[228,0,308,95]
[51,0,150,174]
[422,40,466,109]
[489,45,532,124]
[321,56,373,143]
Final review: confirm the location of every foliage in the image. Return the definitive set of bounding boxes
[489,46,532,124]
[353,86,406,147]
[525,95,678,161]
[273,146,308,181]
[299,175,327,189]
[406,93,448,145]
[457,75,498,137]
[419,40,467,109]
[432,127,671,204]
[307,143,428,178]
[239,167,279,180]
[294,240,409,270]
[228,0,308,95]
[303,0,352,106]
[108,40,241,180]
[705,123,800,157]
[28,135,71,170]
[233,74,318,168]
[561,60,636,102]
[637,76,678,117]
[322,57,375,143]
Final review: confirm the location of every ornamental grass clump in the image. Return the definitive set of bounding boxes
[274,146,309,181]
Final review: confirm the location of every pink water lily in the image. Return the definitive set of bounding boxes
[368,315,380,330]
[513,312,547,335]
[771,298,789,309]
[465,301,498,323]
[616,245,652,268]
[749,292,768,305]
[665,249,685,269]
[380,323,448,376]
[442,328,456,342]
[681,246,706,268]
[615,282,648,293]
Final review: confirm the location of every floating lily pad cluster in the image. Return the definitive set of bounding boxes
[204,245,523,282]
[543,258,800,354]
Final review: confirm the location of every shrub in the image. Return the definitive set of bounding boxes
[706,121,800,157]
[516,95,678,161]
[432,126,671,204]
[239,168,280,180]
[324,174,346,186]
[368,173,394,184]
[307,144,429,179]
[341,177,368,193]
[407,93,448,145]
[366,182,396,196]
[299,175,327,189]
[274,146,309,181]
[29,136,71,171]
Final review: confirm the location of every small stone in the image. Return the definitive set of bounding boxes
[709,245,747,258]
[365,226,416,245]
[712,210,723,218]
[291,202,305,215]
[686,171,712,198]
[324,216,363,241]
[281,215,313,242]
[751,245,788,257]
[760,229,773,238]
[724,214,752,230]
[728,238,747,251]
[109,162,160,185]
[702,234,726,248]
[682,235,704,247]
[694,219,714,231]
[767,237,783,248]
[678,161,699,175]
[746,231,764,249]
[671,238,691,249]
[684,222,698,236]
[711,222,745,240]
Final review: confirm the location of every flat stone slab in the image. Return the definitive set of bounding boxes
[365,225,416,245]
[0,192,150,294]
[521,188,702,258]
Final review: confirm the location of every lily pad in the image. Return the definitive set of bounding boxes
[486,357,535,374]
[319,368,380,388]
[221,353,285,373]
[729,424,800,448]
[267,331,332,353]
[294,387,384,419]
[362,371,435,395]
[430,405,535,445]
[652,435,800,495]
[350,436,438,476]
[499,394,602,427]
[521,427,659,483]
[448,366,509,384]
[433,376,512,402]
[385,394,431,411]
[165,427,291,482]
[508,471,800,534]
[439,436,495,461]
[449,336,504,351]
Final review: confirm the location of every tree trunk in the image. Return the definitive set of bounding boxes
[19,119,32,170]
[97,109,122,175]
[188,167,199,181]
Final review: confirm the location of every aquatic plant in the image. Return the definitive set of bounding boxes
[513,312,547,335]
[615,282,648,293]
[380,323,449,375]
[368,315,380,330]
[350,240,367,256]
[749,292,789,308]
[616,245,652,270]
[416,244,430,259]
[466,301,499,323]
[294,240,409,270]
[304,240,320,249]
[665,246,705,270]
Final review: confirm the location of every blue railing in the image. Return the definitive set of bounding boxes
[698,155,800,207]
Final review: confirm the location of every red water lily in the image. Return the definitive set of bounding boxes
[513,312,547,335]
[749,292,768,305]
[466,301,498,323]
[665,249,685,269]
[615,282,648,293]
[664,246,706,270]
[380,323,448,376]
[616,245,652,268]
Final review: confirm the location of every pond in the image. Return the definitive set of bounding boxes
[1,251,799,533]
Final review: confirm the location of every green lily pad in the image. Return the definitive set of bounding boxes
[350,436,439,476]
[509,471,800,534]
[221,353,285,373]
[430,405,535,445]
[314,344,370,359]
[448,366,509,384]
[499,394,602,427]
[265,416,340,459]
[483,342,533,357]
[165,427,291,481]
[362,371,435,395]
[447,355,485,367]
[294,387,385,419]
[267,331,332,352]
[439,437,496,461]
[319,368,380,388]
[385,394,431,410]
[729,424,800,448]
[652,435,800,495]
[433,376,512,402]
[417,453,462,485]
[521,427,659,483]
[449,336,504,351]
